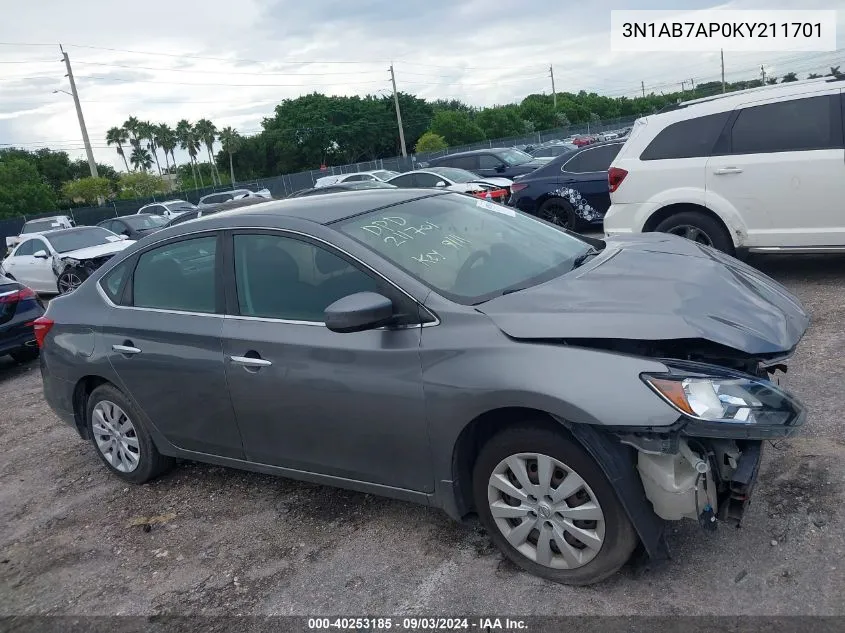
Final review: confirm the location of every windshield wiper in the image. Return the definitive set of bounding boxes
[571,247,601,270]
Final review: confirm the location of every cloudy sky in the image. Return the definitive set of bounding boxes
[1,0,843,170]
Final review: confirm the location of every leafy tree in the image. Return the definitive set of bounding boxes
[156,124,178,174]
[123,116,142,150]
[106,127,130,172]
[194,119,220,185]
[130,147,153,172]
[218,127,243,185]
[519,95,558,130]
[781,72,798,83]
[766,77,778,85]
[428,110,485,145]
[61,177,112,205]
[475,105,524,139]
[415,131,448,152]
[0,159,57,218]
[118,172,168,198]
[176,120,202,188]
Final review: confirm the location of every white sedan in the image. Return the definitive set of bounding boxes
[386,167,512,199]
[0,226,133,295]
[314,170,400,188]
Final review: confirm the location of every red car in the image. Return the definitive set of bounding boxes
[572,135,595,147]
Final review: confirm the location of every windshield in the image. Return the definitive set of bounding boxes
[45,227,121,253]
[22,219,63,233]
[336,193,591,305]
[125,215,166,229]
[497,149,533,166]
[428,167,478,183]
[165,201,196,211]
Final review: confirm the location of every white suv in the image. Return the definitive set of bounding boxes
[604,78,845,254]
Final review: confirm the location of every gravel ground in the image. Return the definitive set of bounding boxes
[1,253,844,616]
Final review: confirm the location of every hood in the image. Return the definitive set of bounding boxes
[476,233,809,356]
[469,177,513,188]
[58,240,133,260]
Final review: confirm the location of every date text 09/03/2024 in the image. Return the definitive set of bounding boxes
[307,617,528,630]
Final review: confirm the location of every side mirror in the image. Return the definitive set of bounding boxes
[33,250,48,259]
[324,292,394,333]
[495,164,506,172]
[435,181,447,188]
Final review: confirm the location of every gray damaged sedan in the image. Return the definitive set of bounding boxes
[37,189,808,585]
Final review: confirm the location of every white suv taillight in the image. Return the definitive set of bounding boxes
[608,167,628,194]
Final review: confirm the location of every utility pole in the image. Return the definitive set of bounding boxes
[641,81,646,98]
[720,49,726,93]
[680,80,687,94]
[59,44,99,182]
[760,65,766,85]
[389,64,407,158]
[549,64,557,109]
[689,77,695,91]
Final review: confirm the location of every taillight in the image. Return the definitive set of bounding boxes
[510,182,529,194]
[0,286,36,304]
[608,167,628,193]
[32,316,54,348]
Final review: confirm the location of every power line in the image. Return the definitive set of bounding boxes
[71,60,389,77]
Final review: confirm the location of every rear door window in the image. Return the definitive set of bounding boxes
[444,156,477,170]
[414,172,445,187]
[562,144,623,173]
[640,112,731,160]
[132,236,218,313]
[729,94,843,154]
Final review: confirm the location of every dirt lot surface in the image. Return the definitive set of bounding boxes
[1,254,844,616]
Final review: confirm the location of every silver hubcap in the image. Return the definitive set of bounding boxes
[668,224,712,246]
[58,273,82,293]
[487,452,605,570]
[92,401,140,473]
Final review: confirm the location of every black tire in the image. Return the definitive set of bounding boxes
[86,383,174,484]
[56,268,88,295]
[473,424,638,585]
[654,210,734,255]
[538,198,579,231]
[10,347,39,363]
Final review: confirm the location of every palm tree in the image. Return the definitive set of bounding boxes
[781,72,798,83]
[194,118,219,186]
[156,123,177,174]
[105,127,130,172]
[807,73,823,79]
[123,116,141,150]
[137,120,162,176]
[828,66,843,79]
[219,126,242,186]
[130,147,153,172]
[176,119,201,189]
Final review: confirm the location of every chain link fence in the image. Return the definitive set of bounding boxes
[1,115,637,249]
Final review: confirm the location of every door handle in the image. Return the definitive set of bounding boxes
[713,167,743,175]
[112,344,141,355]
[230,355,272,368]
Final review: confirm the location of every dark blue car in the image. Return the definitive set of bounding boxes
[509,140,624,230]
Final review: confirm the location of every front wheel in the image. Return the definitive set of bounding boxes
[473,425,638,585]
[57,268,88,294]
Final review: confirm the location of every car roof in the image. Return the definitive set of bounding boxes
[111,213,157,221]
[433,147,516,160]
[38,226,103,238]
[170,189,443,230]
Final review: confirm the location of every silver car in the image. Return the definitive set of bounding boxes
[37,190,808,585]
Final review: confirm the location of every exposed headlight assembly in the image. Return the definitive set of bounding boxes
[642,361,805,439]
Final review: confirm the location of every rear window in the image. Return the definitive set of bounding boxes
[730,94,843,155]
[562,143,623,173]
[22,219,63,233]
[640,112,731,160]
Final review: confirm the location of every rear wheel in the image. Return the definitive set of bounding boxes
[57,268,88,294]
[654,210,734,255]
[538,199,578,230]
[473,425,638,585]
[86,384,174,484]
